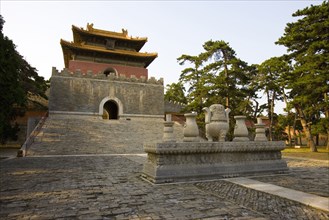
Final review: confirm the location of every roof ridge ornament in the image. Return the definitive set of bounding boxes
[87,23,94,31]
[122,28,128,37]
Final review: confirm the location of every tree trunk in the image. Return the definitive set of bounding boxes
[223,51,229,108]
[324,93,329,150]
[287,125,292,147]
[270,91,276,141]
[298,132,303,146]
[295,105,317,152]
[253,100,259,118]
[267,91,273,141]
[326,128,329,151]
[282,89,292,146]
[293,113,299,146]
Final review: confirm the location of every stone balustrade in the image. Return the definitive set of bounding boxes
[142,111,287,184]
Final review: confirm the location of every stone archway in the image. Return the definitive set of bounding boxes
[103,100,118,119]
[99,97,123,119]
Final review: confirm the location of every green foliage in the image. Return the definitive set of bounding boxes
[255,57,291,140]
[311,117,329,136]
[0,15,48,143]
[177,40,257,116]
[202,40,256,116]
[256,57,290,99]
[276,1,329,149]
[177,40,259,139]
[177,53,208,114]
[164,82,187,104]
[276,1,329,115]
[274,114,292,141]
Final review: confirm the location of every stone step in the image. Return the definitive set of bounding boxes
[28,115,184,156]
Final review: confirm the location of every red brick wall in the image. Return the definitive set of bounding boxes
[68,60,148,79]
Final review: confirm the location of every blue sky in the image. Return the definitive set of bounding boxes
[1,0,323,113]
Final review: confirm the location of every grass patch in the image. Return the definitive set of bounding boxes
[282,146,329,160]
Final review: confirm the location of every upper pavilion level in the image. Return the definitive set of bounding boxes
[60,23,158,78]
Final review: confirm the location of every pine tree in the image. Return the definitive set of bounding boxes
[276,1,329,151]
[0,15,48,143]
[164,82,187,104]
[256,57,290,141]
[177,40,257,140]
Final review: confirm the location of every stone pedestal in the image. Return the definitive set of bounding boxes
[255,117,267,141]
[142,141,288,184]
[183,112,199,142]
[163,121,175,142]
[233,115,249,141]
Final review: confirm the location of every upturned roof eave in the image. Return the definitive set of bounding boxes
[60,39,157,68]
[72,25,147,52]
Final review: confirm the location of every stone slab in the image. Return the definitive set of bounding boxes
[226,177,329,212]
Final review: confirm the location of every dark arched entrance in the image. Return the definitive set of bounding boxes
[103,67,118,77]
[102,100,118,120]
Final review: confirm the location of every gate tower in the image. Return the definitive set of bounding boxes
[49,23,164,120]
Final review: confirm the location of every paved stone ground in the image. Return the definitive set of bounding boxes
[1,116,328,219]
[252,157,329,198]
[1,155,328,219]
[1,155,268,220]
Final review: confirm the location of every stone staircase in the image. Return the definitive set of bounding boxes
[28,115,184,156]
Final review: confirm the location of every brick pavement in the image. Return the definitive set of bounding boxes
[1,154,328,219]
[1,155,268,220]
[0,115,328,219]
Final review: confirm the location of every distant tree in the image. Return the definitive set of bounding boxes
[164,82,187,104]
[202,40,236,108]
[203,40,259,139]
[177,40,258,140]
[256,57,290,141]
[276,1,329,151]
[276,113,294,145]
[177,54,208,114]
[0,15,48,144]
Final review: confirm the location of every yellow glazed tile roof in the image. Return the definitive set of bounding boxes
[72,24,148,42]
[61,39,157,57]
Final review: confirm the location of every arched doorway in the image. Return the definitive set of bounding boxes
[103,100,118,119]
[103,67,118,77]
[99,97,123,119]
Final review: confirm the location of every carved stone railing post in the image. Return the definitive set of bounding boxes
[254,117,267,141]
[163,114,175,142]
[233,115,249,141]
[183,112,199,142]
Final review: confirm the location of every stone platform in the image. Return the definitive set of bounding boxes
[142,141,288,183]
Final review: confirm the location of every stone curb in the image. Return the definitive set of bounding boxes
[226,177,329,212]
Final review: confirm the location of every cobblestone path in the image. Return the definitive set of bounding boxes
[1,155,328,219]
[1,156,267,220]
[1,115,328,219]
[195,180,329,220]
